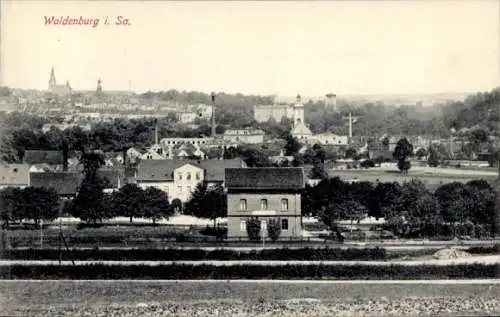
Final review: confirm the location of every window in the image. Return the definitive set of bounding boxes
[177,186,182,193]
[260,199,268,210]
[177,173,182,180]
[239,199,247,211]
[196,172,201,180]
[240,220,246,231]
[187,186,192,193]
[281,219,289,230]
[281,198,288,211]
[187,172,191,180]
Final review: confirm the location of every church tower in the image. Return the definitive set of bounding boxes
[293,94,304,127]
[96,78,103,94]
[49,66,56,90]
[291,92,312,140]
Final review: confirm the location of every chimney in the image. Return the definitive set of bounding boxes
[211,92,216,139]
[154,120,159,145]
[62,139,69,172]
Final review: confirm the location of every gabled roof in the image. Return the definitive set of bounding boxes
[23,150,64,165]
[29,172,81,195]
[0,163,30,186]
[136,160,193,182]
[136,159,246,182]
[225,167,304,190]
[198,159,245,182]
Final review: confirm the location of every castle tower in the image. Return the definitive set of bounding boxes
[49,66,56,89]
[325,93,337,111]
[293,94,304,127]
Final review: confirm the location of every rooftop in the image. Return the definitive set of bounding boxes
[225,167,305,190]
[137,159,246,182]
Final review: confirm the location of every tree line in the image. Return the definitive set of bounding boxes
[0,183,175,228]
[175,171,499,239]
[1,172,497,239]
[303,177,498,239]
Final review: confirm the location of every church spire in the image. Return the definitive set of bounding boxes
[49,66,56,87]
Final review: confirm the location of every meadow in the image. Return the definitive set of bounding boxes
[1,280,499,316]
[328,166,498,190]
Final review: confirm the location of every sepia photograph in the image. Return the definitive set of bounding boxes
[0,0,499,316]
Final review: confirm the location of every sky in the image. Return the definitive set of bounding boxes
[1,0,499,96]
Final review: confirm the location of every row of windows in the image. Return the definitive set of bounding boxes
[239,198,288,211]
[240,219,288,231]
[165,140,209,145]
[177,185,192,194]
[177,172,201,181]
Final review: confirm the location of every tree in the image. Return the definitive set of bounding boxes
[415,148,428,159]
[184,183,227,228]
[171,198,183,215]
[393,138,413,173]
[360,159,375,168]
[18,187,60,227]
[267,218,281,242]
[309,162,328,179]
[80,151,105,177]
[427,146,439,167]
[246,217,261,242]
[110,184,146,223]
[372,182,402,219]
[465,180,497,235]
[0,187,23,228]
[284,133,301,156]
[434,182,470,237]
[69,176,110,223]
[301,184,316,217]
[345,148,357,159]
[143,187,172,224]
[388,180,428,237]
[397,160,411,173]
[415,193,439,237]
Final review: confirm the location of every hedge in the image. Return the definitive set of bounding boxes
[467,244,500,255]
[0,263,497,279]
[0,247,424,261]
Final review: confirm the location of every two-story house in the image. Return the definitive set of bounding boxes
[135,159,246,202]
[225,167,305,239]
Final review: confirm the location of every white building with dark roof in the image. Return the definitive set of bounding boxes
[135,159,246,202]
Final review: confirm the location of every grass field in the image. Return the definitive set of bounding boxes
[1,280,499,316]
[328,167,498,189]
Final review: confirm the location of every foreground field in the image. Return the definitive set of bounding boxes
[1,280,499,316]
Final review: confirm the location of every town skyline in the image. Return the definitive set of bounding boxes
[2,1,499,96]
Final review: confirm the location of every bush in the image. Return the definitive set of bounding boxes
[1,263,497,280]
[360,160,375,169]
[467,244,500,255]
[0,247,422,261]
[199,226,228,239]
[267,218,281,242]
[246,217,261,242]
